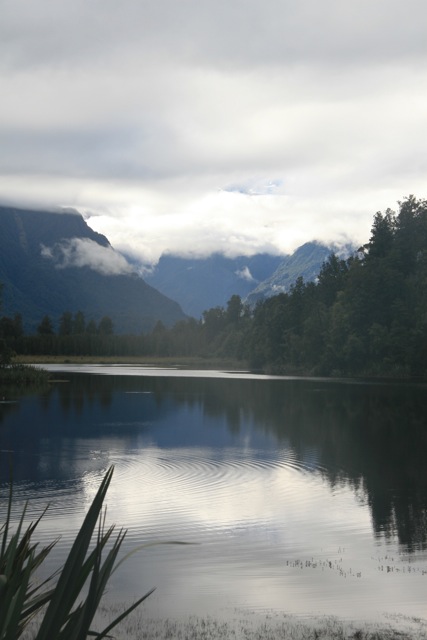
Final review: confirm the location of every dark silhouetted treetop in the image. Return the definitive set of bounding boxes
[37,315,55,336]
[98,316,114,335]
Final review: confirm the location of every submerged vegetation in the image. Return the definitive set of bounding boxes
[81,608,427,640]
[2,196,427,377]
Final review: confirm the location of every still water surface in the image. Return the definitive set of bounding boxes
[1,365,427,625]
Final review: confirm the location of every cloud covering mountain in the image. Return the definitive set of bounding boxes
[0,1,426,262]
[0,205,185,332]
[40,238,134,276]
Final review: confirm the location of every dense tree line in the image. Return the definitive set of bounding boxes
[0,309,116,359]
[2,196,427,377]
[243,195,427,376]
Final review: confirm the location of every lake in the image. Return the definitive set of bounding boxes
[1,364,427,629]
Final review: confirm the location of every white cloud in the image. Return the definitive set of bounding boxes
[236,266,256,283]
[41,238,134,276]
[0,1,426,262]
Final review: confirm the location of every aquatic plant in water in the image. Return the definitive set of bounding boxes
[0,364,50,387]
[0,465,154,639]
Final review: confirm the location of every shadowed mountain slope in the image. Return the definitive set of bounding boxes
[0,205,186,333]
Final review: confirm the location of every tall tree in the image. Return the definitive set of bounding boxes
[317,253,349,306]
[59,311,73,336]
[73,310,86,334]
[226,295,243,325]
[98,316,114,336]
[38,315,55,336]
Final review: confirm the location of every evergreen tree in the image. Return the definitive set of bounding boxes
[59,311,73,336]
[38,315,55,335]
[73,310,86,334]
[86,319,98,334]
[98,316,114,336]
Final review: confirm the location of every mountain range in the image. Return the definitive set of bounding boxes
[0,204,340,333]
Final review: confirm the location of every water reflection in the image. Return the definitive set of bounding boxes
[1,371,426,554]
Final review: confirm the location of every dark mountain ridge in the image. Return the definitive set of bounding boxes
[0,205,186,333]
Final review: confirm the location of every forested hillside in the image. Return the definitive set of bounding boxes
[142,195,427,377]
[243,195,427,376]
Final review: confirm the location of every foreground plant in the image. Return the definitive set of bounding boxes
[0,466,154,639]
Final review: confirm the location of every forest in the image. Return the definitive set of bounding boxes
[2,196,427,377]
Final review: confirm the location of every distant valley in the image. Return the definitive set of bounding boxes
[142,253,283,318]
[143,243,337,317]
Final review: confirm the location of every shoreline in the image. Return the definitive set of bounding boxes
[14,354,246,370]
[13,355,427,382]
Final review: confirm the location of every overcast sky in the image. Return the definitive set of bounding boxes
[1,0,426,263]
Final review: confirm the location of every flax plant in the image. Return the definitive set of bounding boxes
[0,466,154,639]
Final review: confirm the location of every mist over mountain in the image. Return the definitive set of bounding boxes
[143,244,339,317]
[0,205,186,333]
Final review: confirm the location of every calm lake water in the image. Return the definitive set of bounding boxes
[1,365,427,626]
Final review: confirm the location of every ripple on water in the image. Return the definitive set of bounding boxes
[1,446,330,546]
[97,445,328,541]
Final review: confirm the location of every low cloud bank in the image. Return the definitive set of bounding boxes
[41,238,134,276]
